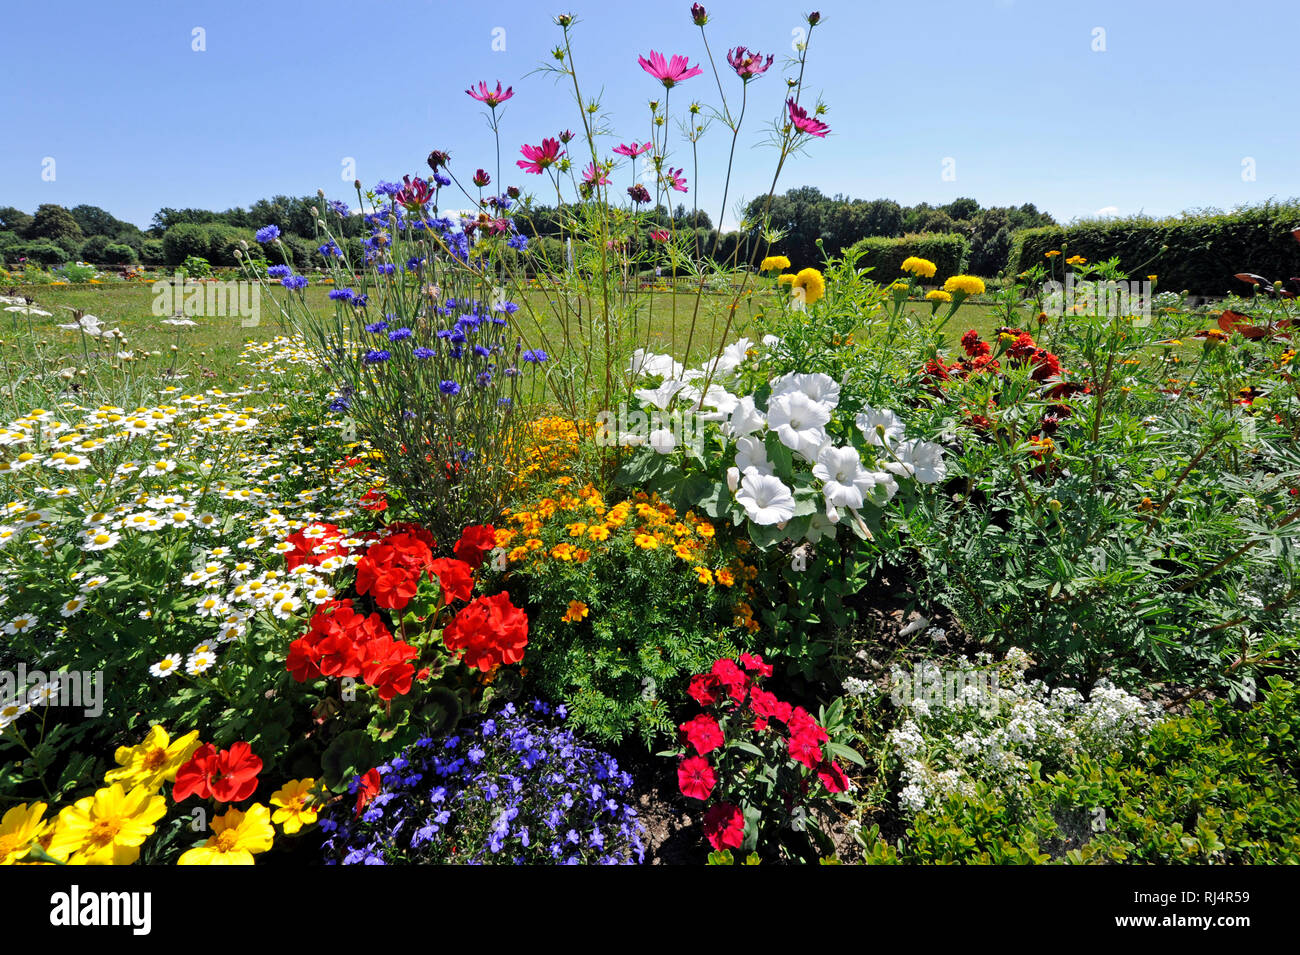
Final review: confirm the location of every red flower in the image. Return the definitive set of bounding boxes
[453,524,497,568]
[711,658,750,703]
[173,741,262,803]
[788,731,824,770]
[358,633,420,701]
[817,761,849,794]
[738,652,772,677]
[677,755,715,800]
[282,522,347,571]
[679,714,725,756]
[442,592,529,672]
[355,769,382,817]
[687,673,721,706]
[355,531,436,611]
[702,802,745,850]
[430,557,474,605]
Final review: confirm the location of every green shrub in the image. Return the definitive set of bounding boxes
[141,238,165,266]
[78,234,115,263]
[843,233,968,283]
[162,223,212,266]
[14,239,69,266]
[859,678,1300,864]
[1007,200,1300,296]
[102,242,138,265]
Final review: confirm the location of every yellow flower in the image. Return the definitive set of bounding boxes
[270,779,320,835]
[760,255,791,273]
[715,568,735,587]
[695,522,715,539]
[0,802,48,865]
[47,784,167,865]
[1065,255,1087,265]
[694,566,714,585]
[178,804,275,865]
[1044,250,1061,258]
[587,524,611,542]
[562,600,589,623]
[549,542,575,561]
[633,533,659,550]
[790,267,825,305]
[900,256,937,278]
[104,725,201,792]
[925,290,951,302]
[942,275,985,296]
[777,273,795,286]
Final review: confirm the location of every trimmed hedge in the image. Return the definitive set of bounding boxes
[843,233,969,282]
[1008,201,1300,297]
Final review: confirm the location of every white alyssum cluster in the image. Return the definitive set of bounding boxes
[887,650,1161,815]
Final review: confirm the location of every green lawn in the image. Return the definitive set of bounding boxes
[1,279,1009,393]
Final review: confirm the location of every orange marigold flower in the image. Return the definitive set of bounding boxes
[587,525,611,542]
[633,533,659,550]
[695,523,715,538]
[572,548,591,563]
[715,569,735,587]
[562,600,589,623]
[550,542,575,561]
[695,566,714,585]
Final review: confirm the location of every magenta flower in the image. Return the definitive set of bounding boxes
[613,141,653,158]
[628,184,651,204]
[726,47,774,81]
[638,50,704,89]
[786,99,830,138]
[650,230,671,242]
[664,167,689,193]
[690,3,708,26]
[583,162,611,186]
[395,175,434,209]
[466,81,514,108]
[517,138,564,175]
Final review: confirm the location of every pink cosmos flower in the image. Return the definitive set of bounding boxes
[517,138,564,175]
[664,167,689,193]
[786,98,830,138]
[638,50,703,89]
[650,230,671,243]
[582,162,611,186]
[613,141,653,158]
[466,81,514,108]
[726,47,774,81]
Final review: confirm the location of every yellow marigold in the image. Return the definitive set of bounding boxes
[760,255,791,273]
[550,542,575,561]
[525,538,544,551]
[104,725,201,792]
[47,784,167,865]
[942,275,986,296]
[269,779,320,835]
[672,522,693,537]
[572,548,590,563]
[562,600,589,623]
[633,533,659,550]
[715,568,735,587]
[694,566,714,585]
[925,290,952,302]
[508,546,529,562]
[695,522,715,538]
[566,521,588,537]
[587,524,611,542]
[1044,250,1061,258]
[1065,255,1087,265]
[777,273,796,286]
[790,267,826,305]
[0,802,48,865]
[494,528,515,547]
[177,804,275,866]
[900,256,937,278]
[674,543,695,560]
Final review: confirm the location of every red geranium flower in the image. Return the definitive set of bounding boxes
[359,489,388,512]
[355,768,382,817]
[702,802,745,850]
[677,755,715,800]
[442,591,529,671]
[173,741,262,803]
[429,557,474,605]
[679,714,725,756]
[453,524,497,568]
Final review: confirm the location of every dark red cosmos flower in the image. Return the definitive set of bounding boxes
[174,741,263,803]
[442,591,529,672]
[688,673,721,706]
[703,803,745,851]
[677,755,715,800]
[627,184,651,204]
[679,714,725,756]
[355,769,382,817]
[395,175,434,209]
[473,169,491,188]
[429,557,474,605]
[453,524,497,568]
[818,761,849,794]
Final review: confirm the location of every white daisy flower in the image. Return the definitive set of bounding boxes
[149,654,183,678]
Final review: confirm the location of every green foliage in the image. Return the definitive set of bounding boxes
[858,679,1300,863]
[1008,200,1300,296]
[78,234,116,263]
[844,233,969,282]
[24,204,84,248]
[14,239,70,266]
[102,242,138,265]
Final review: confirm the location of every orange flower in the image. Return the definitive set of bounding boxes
[562,600,589,623]
[633,533,659,550]
[694,566,714,585]
[572,548,590,563]
[715,569,735,587]
[550,542,575,561]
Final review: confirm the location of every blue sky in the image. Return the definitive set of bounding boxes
[3,0,1296,230]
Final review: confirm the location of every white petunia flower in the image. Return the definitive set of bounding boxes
[735,468,795,526]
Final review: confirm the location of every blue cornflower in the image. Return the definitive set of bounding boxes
[267,264,291,279]
[330,288,357,302]
[375,180,402,196]
[375,263,396,275]
[255,224,281,243]
[364,349,391,363]
[439,380,461,396]
[281,275,308,290]
[318,240,342,257]
[507,233,528,251]
[473,344,490,358]
[388,327,413,342]
[522,349,549,363]
[412,347,435,359]
[365,321,389,333]
[328,199,350,217]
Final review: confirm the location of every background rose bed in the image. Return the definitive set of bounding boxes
[2,7,1299,866]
